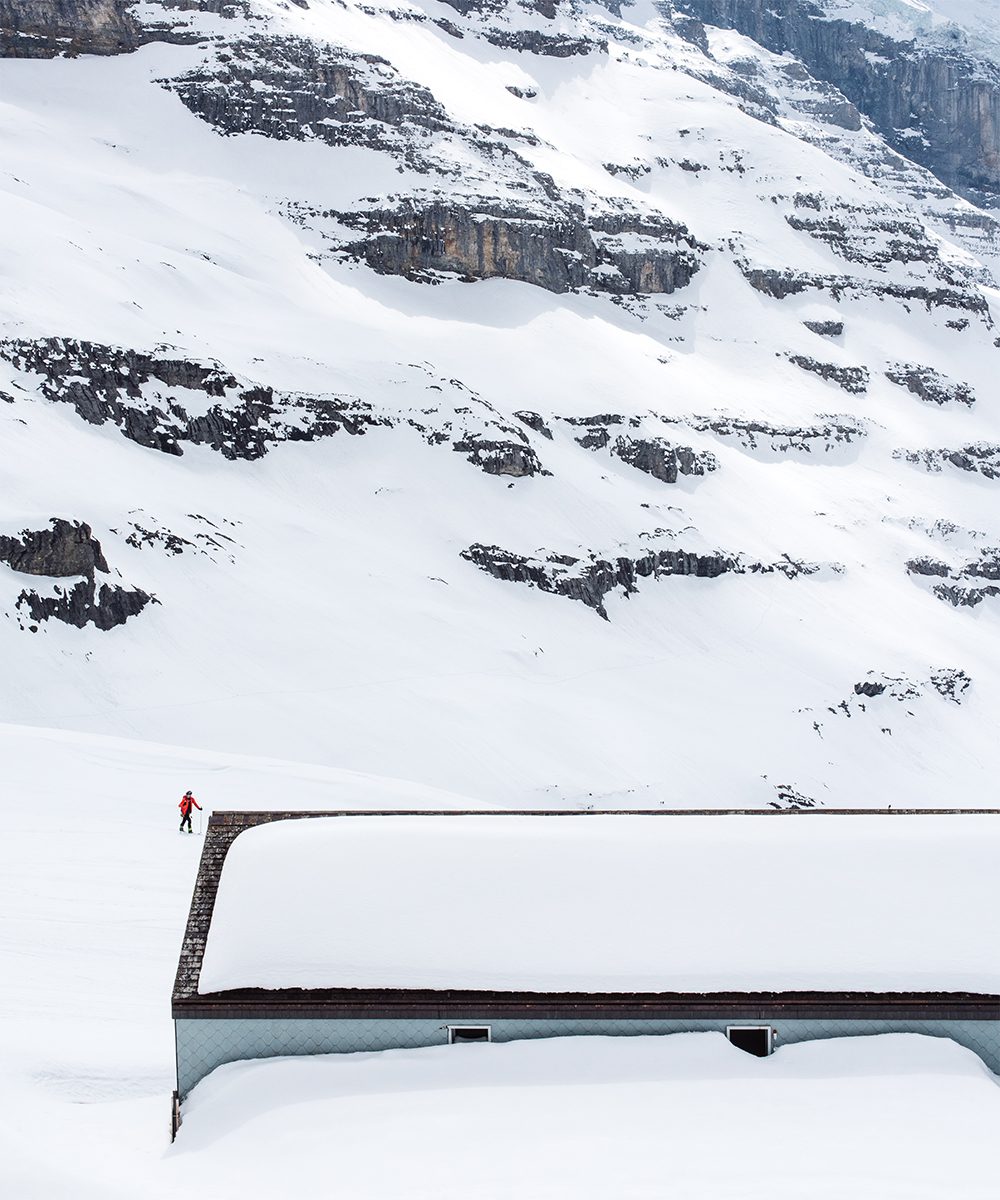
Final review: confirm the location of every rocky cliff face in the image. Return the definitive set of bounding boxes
[675,0,1000,206]
[337,202,702,295]
[168,35,451,157]
[0,1,139,56]
[0,519,109,577]
[0,0,218,56]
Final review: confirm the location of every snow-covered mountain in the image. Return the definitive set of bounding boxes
[2,0,1000,807]
[826,0,1000,59]
[676,0,1000,206]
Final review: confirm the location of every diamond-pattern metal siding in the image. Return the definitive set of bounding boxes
[175,1016,1000,1098]
[770,1017,1000,1070]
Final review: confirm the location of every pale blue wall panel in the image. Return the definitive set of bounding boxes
[175,1016,1000,1098]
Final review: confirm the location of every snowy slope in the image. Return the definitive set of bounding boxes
[2,0,1000,812]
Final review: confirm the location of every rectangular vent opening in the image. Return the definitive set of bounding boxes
[447,1025,492,1044]
[726,1026,774,1057]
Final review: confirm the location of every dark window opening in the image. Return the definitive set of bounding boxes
[448,1025,492,1044]
[726,1026,773,1057]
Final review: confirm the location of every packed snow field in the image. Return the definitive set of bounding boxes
[2,732,998,1198]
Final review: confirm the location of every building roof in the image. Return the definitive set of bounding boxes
[174,811,1000,1017]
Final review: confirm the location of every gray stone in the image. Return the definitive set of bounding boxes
[0,518,109,577]
[339,200,702,296]
[0,517,154,631]
[513,411,553,439]
[17,579,154,631]
[905,557,950,577]
[611,436,718,483]
[899,443,1000,479]
[0,337,385,460]
[461,541,825,619]
[804,320,844,337]
[167,35,450,157]
[452,436,543,477]
[788,355,869,393]
[0,0,143,57]
[885,363,976,406]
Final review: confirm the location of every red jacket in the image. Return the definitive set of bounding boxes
[179,794,202,816]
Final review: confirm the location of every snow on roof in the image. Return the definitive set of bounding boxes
[197,815,1000,995]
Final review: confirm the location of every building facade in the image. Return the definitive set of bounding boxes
[172,810,1000,1127]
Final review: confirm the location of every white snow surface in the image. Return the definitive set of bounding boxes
[198,813,1000,993]
[166,1035,998,1200]
[1,725,997,1197]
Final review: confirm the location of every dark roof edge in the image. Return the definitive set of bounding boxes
[173,988,1000,1022]
[208,809,1000,825]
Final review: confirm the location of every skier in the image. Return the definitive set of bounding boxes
[179,790,202,834]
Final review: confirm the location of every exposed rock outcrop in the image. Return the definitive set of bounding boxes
[557,414,630,449]
[0,518,109,577]
[885,363,976,407]
[17,579,154,631]
[741,265,820,299]
[0,337,386,460]
[452,435,543,477]
[343,201,595,292]
[897,443,1000,480]
[167,36,451,160]
[804,320,844,337]
[513,411,553,439]
[770,783,820,809]
[0,337,547,479]
[338,201,702,296]
[905,557,950,578]
[677,414,864,455]
[124,513,240,564]
[0,518,153,631]
[462,541,828,619]
[740,262,991,322]
[834,667,971,713]
[0,0,224,57]
[783,195,963,276]
[589,213,705,295]
[167,29,700,303]
[906,544,1000,608]
[788,355,869,394]
[0,0,142,57]
[934,583,1000,608]
[611,436,718,483]
[484,28,603,57]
